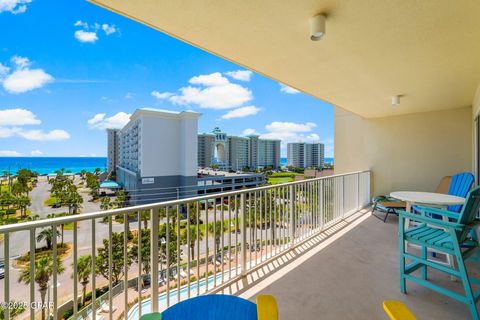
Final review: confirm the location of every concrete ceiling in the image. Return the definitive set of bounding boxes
[89,0,480,118]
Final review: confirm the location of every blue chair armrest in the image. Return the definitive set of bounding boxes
[415,206,460,221]
[398,210,464,230]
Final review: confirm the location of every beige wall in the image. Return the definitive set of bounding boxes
[335,107,472,196]
[473,85,480,118]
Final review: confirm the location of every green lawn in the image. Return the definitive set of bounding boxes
[268,177,294,184]
[267,171,304,185]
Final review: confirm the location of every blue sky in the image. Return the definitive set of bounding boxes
[0,0,333,157]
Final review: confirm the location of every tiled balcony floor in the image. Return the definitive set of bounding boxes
[229,210,479,319]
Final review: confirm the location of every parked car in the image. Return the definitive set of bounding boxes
[0,264,5,279]
[51,202,61,208]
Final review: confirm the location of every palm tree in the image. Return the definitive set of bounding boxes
[18,256,65,320]
[73,255,92,306]
[36,228,60,250]
[100,197,111,211]
[181,225,204,260]
[16,195,31,218]
[208,221,227,257]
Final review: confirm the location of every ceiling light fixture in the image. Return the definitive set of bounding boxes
[391,95,401,107]
[309,14,326,41]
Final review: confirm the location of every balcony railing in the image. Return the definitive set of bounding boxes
[0,171,370,320]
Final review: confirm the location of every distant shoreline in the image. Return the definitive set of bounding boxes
[0,156,108,176]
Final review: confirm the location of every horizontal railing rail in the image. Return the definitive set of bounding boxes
[0,170,371,320]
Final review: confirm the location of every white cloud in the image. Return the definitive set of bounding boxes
[307,133,320,141]
[3,69,53,93]
[0,0,31,14]
[170,83,252,109]
[1,56,53,94]
[265,121,316,133]
[0,127,69,141]
[0,63,9,76]
[242,128,259,136]
[30,149,43,155]
[221,105,260,119]
[0,127,20,138]
[259,121,319,145]
[225,70,253,82]
[0,150,21,156]
[11,55,30,68]
[87,113,106,125]
[88,112,131,129]
[0,108,70,141]
[74,20,88,28]
[189,72,229,87]
[0,108,41,125]
[151,90,173,100]
[74,21,118,43]
[125,92,134,99]
[101,23,117,35]
[279,84,300,94]
[74,30,98,43]
[18,129,70,141]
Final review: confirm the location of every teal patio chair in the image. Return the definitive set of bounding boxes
[140,294,278,320]
[399,186,480,319]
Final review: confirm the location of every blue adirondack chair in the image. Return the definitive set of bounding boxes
[399,186,480,319]
[413,172,474,214]
[140,294,278,320]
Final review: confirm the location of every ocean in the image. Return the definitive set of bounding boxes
[0,157,333,176]
[0,157,108,175]
[280,157,334,166]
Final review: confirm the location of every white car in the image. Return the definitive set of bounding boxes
[0,264,4,279]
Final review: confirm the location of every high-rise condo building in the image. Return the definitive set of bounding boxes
[198,127,281,171]
[112,108,200,204]
[287,142,325,169]
[107,128,120,173]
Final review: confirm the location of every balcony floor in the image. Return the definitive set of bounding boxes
[230,210,479,319]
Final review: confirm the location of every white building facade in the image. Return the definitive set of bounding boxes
[198,127,281,171]
[107,128,120,173]
[287,142,325,169]
[115,108,200,205]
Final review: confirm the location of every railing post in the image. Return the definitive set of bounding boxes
[289,185,295,247]
[319,180,324,230]
[341,175,346,219]
[357,172,360,210]
[150,208,159,312]
[240,193,247,275]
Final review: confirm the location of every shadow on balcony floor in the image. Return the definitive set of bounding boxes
[218,209,479,319]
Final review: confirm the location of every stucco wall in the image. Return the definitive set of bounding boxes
[335,106,473,196]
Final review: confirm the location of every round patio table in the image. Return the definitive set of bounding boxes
[390,191,465,212]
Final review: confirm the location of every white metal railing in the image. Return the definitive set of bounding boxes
[0,171,370,320]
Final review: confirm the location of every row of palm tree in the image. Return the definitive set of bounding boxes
[48,173,83,214]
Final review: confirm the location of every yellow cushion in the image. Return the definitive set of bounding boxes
[383,301,416,320]
[256,295,278,320]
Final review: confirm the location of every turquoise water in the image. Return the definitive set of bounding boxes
[127,272,231,319]
[0,157,107,175]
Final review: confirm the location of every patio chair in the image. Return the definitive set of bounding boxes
[372,196,406,222]
[413,172,473,214]
[383,301,416,320]
[399,186,480,319]
[372,176,454,223]
[139,294,278,320]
